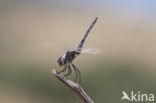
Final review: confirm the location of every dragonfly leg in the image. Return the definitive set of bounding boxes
[58,65,67,74]
[72,64,78,82]
[72,64,81,84]
[64,65,72,77]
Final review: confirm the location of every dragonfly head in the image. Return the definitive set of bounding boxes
[57,57,65,67]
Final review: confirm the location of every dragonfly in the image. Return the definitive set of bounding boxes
[55,17,100,83]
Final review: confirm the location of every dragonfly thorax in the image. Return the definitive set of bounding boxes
[57,51,80,67]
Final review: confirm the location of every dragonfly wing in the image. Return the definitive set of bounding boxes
[79,47,101,54]
[44,42,76,51]
[44,42,101,54]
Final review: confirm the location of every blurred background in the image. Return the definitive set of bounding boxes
[0,0,156,103]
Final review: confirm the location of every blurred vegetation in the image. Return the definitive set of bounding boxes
[0,61,156,103]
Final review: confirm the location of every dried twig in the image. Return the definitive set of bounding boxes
[52,69,94,103]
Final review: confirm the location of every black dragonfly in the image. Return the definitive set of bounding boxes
[51,17,100,83]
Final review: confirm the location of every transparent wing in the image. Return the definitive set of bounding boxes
[80,47,101,54]
[44,42,75,51]
[44,42,101,54]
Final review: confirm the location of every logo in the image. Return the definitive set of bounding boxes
[121,91,155,102]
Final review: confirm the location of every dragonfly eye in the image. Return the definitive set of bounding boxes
[57,57,64,66]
